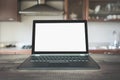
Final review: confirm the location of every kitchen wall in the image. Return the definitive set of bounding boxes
[0,15,63,45]
[88,22,120,47]
[0,1,120,47]
[0,17,120,47]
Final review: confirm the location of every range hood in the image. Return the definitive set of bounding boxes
[19,0,63,15]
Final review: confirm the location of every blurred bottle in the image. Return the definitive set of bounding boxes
[113,30,120,48]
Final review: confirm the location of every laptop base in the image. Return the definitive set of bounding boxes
[18,56,100,70]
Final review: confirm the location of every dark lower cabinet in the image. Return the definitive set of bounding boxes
[0,0,20,21]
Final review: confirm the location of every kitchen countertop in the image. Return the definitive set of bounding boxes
[0,48,31,54]
[0,47,120,54]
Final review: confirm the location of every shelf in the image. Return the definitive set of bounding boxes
[88,0,120,21]
[89,11,120,15]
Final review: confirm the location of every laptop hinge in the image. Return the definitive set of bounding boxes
[79,54,89,56]
[32,54,89,56]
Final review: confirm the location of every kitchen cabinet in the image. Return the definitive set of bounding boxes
[64,0,87,20]
[0,0,20,21]
[88,0,120,21]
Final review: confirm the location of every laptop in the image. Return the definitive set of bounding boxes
[18,20,100,70]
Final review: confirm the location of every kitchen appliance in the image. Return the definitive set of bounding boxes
[19,0,63,15]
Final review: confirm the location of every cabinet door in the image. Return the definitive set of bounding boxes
[64,0,86,20]
[0,0,20,21]
[88,0,120,21]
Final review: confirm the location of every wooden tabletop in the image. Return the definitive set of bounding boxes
[0,54,120,80]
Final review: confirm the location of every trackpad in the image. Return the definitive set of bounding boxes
[49,63,69,67]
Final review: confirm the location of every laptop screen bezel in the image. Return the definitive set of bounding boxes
[32,20,89,54]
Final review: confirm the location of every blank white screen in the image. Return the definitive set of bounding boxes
[35,23,86,51]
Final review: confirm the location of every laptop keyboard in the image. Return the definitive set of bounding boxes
[31,56,89,63]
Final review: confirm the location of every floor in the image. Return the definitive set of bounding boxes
[0,54,120,80]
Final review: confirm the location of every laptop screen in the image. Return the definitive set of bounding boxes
[32,20,88,54]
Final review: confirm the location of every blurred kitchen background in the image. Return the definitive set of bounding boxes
[0,0,120,52]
